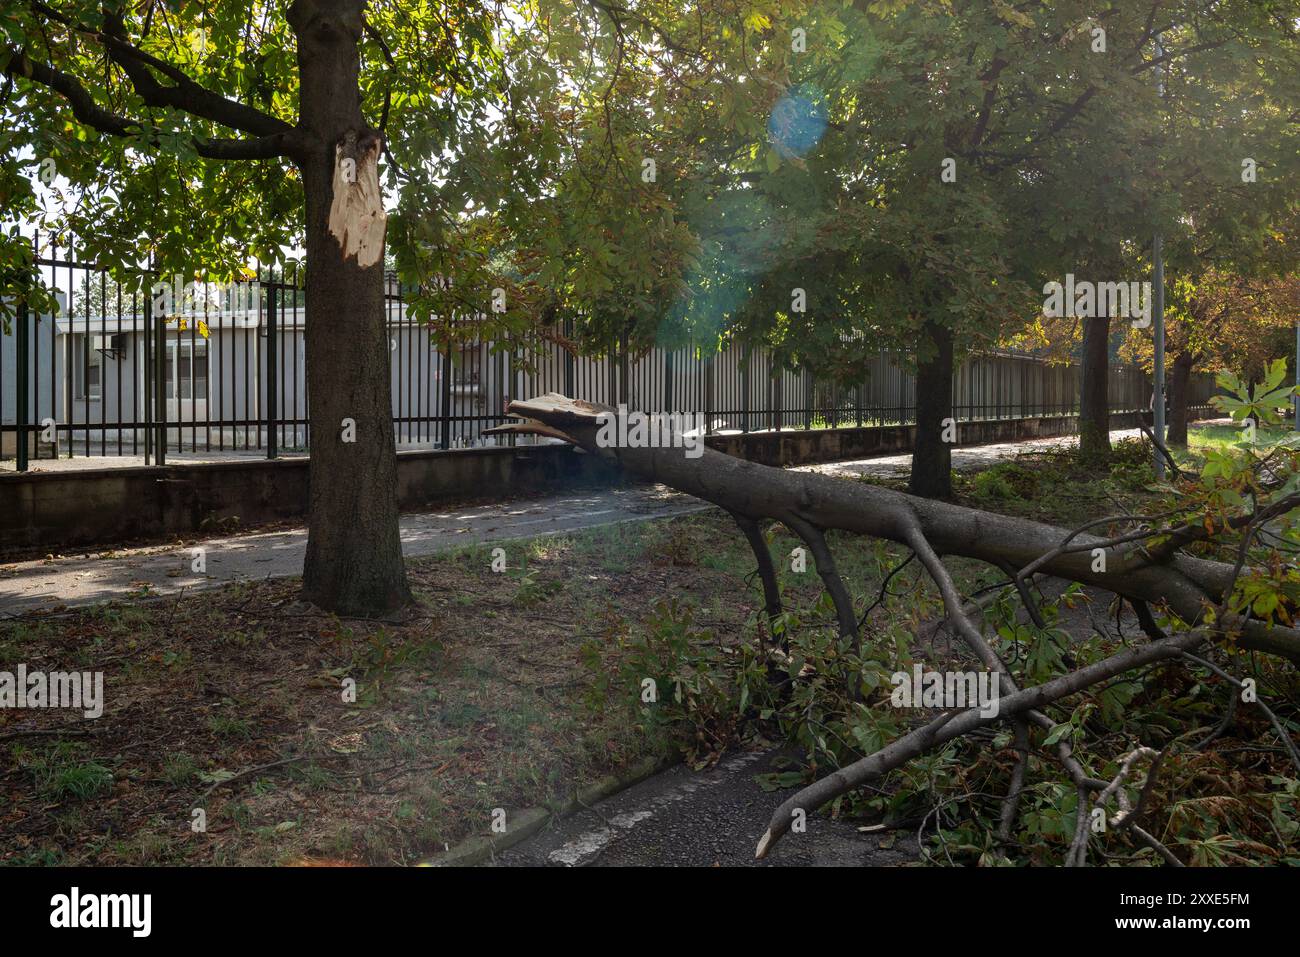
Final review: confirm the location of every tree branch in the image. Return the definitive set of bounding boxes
[727,510,783,632]
[786,515,858,640]
[30,4,294,139]
[4,49,299,161]
[499,393,1300,665]
[755,629,1207,858]
[4,49,135,136]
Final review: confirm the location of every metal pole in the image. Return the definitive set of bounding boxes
[266,284,278,459]
[153,293,166,467]
[741,343,750,433]
[439,330,452,450]
[1153,233,1166,478]
[1152,36,1167,478]
[16,295,29,472]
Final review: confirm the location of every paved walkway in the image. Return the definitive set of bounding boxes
[494,745,920,867]
[0,427,1143,617]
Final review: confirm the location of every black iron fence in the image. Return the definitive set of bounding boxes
[1,241,1215,470]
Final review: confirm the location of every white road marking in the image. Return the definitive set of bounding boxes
[544,751,764,866]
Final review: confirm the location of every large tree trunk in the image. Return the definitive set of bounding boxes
[291,0,411,616]
[1166,350,1197,447]
[909,320,954,499]
[1078,314,1111,461]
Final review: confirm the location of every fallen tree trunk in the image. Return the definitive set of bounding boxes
[489,393,1300,861]
[492,394,1300,665]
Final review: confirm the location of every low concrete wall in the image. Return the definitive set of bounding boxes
[0,409,1202,552]
[0,443,624,552]
[704,412,1150,467]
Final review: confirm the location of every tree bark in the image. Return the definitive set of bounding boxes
[909,320,954,499]
[1078,314,1111,461]
[291,0,411,616]
[1166,350,1197,447]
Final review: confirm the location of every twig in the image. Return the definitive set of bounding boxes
[1180,651,1300,774]
[199,753,361,799]
[1131,825,1184,866]
[996,718,1030,845]
[1197,689,1239,749]
[1138,422,1183,479]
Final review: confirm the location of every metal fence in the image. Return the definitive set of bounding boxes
[1,241,1214,470]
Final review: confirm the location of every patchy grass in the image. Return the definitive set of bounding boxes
[1186,422,1291,453]
[945,425,1284,530]
[2,506,979,866]
[945,437,1158,529]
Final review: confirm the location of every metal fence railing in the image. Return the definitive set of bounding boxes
[1,240,1216,470]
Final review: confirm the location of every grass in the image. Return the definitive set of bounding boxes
[14,741,115,801]
[941,422,1290,531]
[1185,422,1291,453]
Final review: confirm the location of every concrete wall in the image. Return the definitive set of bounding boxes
[703,408,1196,467]
[0,443,624,552]
[0,408,1208,552]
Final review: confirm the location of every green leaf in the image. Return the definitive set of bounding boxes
[1042,723,1072,746]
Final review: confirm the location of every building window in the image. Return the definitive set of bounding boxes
[166,340,209,401]
[77,337,103,399]
[452,344,482,394]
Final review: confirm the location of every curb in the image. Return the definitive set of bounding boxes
[418,751,678,867]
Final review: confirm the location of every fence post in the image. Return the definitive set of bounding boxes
[664,348,674,415]
[619,334,629,406]
[143,277,152,465]
[704,353,714,435]
[266,284,278,459]
[439,334,451,450]
[764,369,774,429]
[15,294,29,472]
[741,343,750,433]
[564,315,574,398]
[152,293,166,466]
[604,341,613,407]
